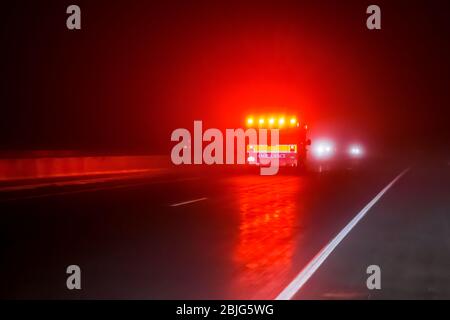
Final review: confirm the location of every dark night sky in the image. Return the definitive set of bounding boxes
[0,0,449,154]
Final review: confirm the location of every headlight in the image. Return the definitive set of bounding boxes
[312,140,335,159]
[348,145,363,157]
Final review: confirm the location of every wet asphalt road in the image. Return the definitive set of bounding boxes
[1,155,449,299]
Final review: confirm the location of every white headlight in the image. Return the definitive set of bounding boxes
[313,140,335,159]
[349,145,363,157]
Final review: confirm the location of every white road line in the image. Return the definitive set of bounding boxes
[276,167,410,300]
[170,197,208,207]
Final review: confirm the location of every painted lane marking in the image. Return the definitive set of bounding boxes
[170,197,208,207]
[276,167,410,300]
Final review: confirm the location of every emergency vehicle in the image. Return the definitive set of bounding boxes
[245,115,310,169]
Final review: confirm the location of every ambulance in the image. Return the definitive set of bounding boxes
[245,115,310,169]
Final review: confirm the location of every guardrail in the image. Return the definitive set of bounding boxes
[0,155,170,181]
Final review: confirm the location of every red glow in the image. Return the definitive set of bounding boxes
[0,156,168,181]
[229,175,302,299]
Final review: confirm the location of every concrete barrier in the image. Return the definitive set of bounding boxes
[0,155,171,181]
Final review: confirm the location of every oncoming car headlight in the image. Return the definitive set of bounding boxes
[312,140,335,159]
[348,144,364,157]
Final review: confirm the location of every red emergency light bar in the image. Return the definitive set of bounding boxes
[246,116,301,128]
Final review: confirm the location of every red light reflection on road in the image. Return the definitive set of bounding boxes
[228,175,302,299]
